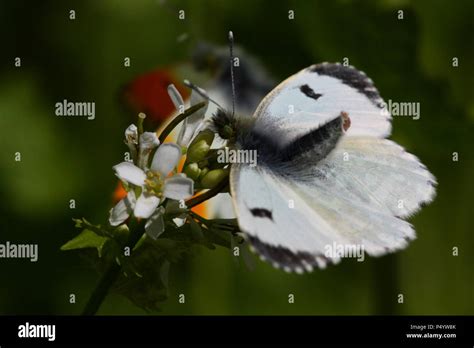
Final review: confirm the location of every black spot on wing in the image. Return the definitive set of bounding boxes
[248,236,333,273]
[250,208,273,220]
[309,63,383,107]
[299,84,322,100]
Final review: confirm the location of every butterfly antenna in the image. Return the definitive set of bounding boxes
[228,31,236,118]
[183,79,224,110]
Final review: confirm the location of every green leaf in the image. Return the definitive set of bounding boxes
[112,238,174,312]
[189,218,204,240]
[60,229,109,257]
[203,227,233,249]
[72,218,115,238]
[160,260,170,288]
[67,215,243,312]
[189,218,215,250]
[109,222,201,312]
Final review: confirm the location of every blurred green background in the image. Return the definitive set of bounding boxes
[0,0,472,315]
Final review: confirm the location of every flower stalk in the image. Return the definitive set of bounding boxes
[82,218,146,315]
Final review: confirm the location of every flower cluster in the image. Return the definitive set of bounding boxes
[108,84,211,240]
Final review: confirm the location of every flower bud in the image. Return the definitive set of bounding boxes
[186,139,210,163]
[200,168,229,189]
[125,124,138,144]
[198,167,209,180]
[186,129,215,163]
[125,124,138,163]
[138,132,160,168]
[183,162,201,181]
[191,129,215,147]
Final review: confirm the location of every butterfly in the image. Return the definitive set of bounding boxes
[211,62,437,273]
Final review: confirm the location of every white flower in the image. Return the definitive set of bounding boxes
[109,142,194,239]
[167,83,209,148]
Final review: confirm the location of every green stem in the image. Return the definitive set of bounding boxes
[158,102,206,143]
[190,211,239,233]
[137,112,146,136]
[185,176,229,209]
[189,211,209,224]
[81,219,146,315]
[81,261,121,316]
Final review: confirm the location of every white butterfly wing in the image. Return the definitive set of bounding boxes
[253,62,391,148]
[230,162,418,273]
[315,136,437,218]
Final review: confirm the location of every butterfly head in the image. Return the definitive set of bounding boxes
[210,109,235,140]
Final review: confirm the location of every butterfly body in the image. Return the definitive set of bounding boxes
[213,110,347,172]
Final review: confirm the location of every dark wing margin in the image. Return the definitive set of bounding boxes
[248,236,337,273]
[308,63,384,108]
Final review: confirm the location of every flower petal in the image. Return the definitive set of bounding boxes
[108,191,136,226]
[177,90,208,147]
[150,143,182,176]
[134,193,160,219]
[113,162,146,186]
[167,84,184,112]
[145,208,165,240]
[163,176,194,200]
